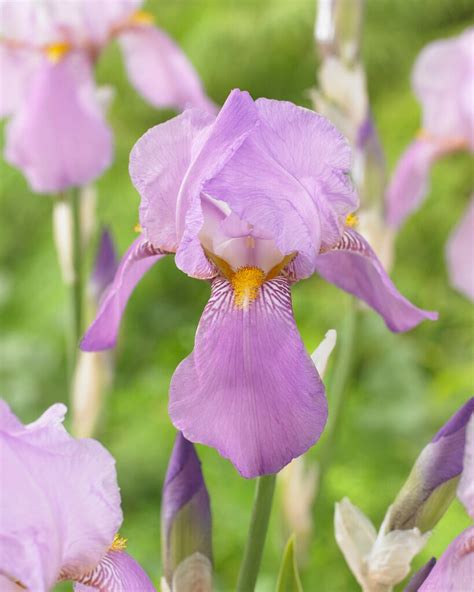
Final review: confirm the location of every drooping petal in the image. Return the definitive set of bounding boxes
[169,276,327,478]
[314,229,437,332]
[446,198,474,301]
[205,97,357,277]
[5,52,113,193]
[74,550,155,592]
[119,25,216,113]
[0,401,122,588]
[81,237,167,352]
[418,527,474,592]
[0,45,40,118]
[130,109,215,252]
[385,139,445,229]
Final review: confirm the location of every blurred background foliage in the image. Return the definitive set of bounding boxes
[0,0,473,590]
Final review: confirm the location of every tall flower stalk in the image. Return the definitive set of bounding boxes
[314,0,393,487]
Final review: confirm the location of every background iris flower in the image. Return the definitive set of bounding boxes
[0,400,154,591]
[81,89,436,478]
[386,28,474,300]
[0,0,214,193]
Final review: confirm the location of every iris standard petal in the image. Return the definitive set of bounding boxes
[315,229,437,332]
[175,89,259,278]
[169,276,327,478]
[74,550,155,592]
[205,98,357,276]
[418,527,474,592]
[81,237,166,352]
[4,52,112,193]
[130,109,214,252]
[446,198,474,301]
[385,139,444,229]
[119,25,216,113]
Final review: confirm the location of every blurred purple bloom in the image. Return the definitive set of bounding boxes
[91,227,119,302]
[162,433,212,587]
[386,28,474,300]
[0,0,214,193]
[82,89,436,478]
[389,398,474,532]
[0,400,154,591]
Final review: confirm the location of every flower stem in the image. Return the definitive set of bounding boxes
[318,298,358,482]
[236,474,277,592]
[68,187,83,368]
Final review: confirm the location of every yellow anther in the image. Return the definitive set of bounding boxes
[129,10,155,25]
[44,42,71,63]
[231,266,266,309]
[110,534,128,552]
[134,223,143,233]
[345,212,358,228]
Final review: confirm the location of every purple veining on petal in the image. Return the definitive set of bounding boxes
[169,276,327,478]
[315,228,437,332]
[74,550,155,592]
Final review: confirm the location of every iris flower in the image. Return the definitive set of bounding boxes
[386,28,474,300]
[0,0,214,193]
[0,400,154,591]
[82,89,436,478]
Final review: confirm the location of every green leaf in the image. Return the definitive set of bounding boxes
[276,535,304,592]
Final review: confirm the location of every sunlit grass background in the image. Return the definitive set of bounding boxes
[1,0,473,590]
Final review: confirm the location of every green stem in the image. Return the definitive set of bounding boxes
[236,474,277,592]
[68,187,83,369]
[318,298,358,482]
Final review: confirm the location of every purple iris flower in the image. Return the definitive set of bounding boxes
[0,400,154,591]
[386,28,474,300]
[0,0,214,193]
[81,89,436,478]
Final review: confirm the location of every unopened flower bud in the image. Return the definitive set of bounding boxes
[388,398,474,533]
[161,433,212,590]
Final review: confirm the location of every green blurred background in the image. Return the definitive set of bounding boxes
[1,0,473,590]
